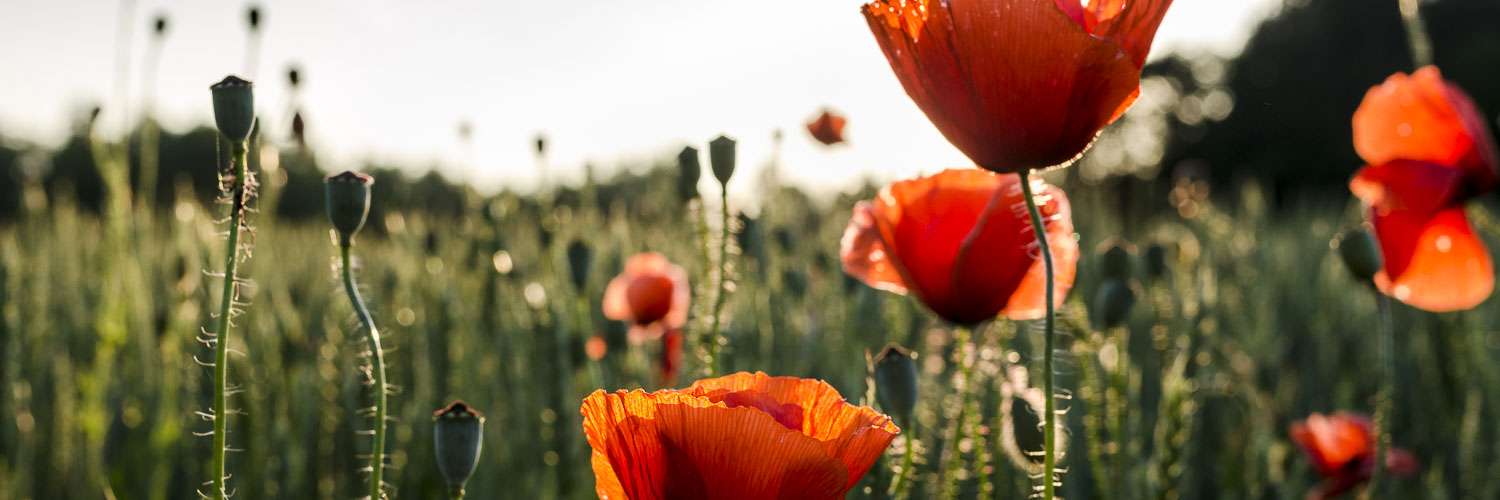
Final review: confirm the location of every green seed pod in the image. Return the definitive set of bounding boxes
[1143,243,1169,280]
[324,171,373,246]
[152,14,168,37]
[1333,227,1383,283]
[287,65,302,88]
[566,239,593,293]
[433,401,485,498]
[873,344,918,428]
[676,146,701,202]
[735,212,763,261]
[535,134,548,156]
[1097,240,1136,283]
[999,366,1068,475]
[1090,279,1136,330]
[246,5,262,32]
[708,135,737,185]
[210,76,255,143]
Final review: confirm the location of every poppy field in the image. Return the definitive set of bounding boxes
[3,1,1500,500]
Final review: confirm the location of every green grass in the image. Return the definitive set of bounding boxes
[0,170,1497,500]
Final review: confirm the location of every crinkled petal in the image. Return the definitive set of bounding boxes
[1353,66,1498,193]
[840,201,911,295]
[1370,206,1494,312]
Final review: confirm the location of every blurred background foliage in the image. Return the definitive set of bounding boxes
[2,1,1500,499]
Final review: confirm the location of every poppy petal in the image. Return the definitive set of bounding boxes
[1370,206,1494,312]
[602,275,634,322]
[1349,160,1464,216]
[840,201,911,295]
[1086,0,1174,67]
[949,174,1078,321]
[1353,66,1498,192]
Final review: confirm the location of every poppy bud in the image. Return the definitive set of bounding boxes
[324,171,373,246]
[210,76,255,143]
[1332,228,1383,283]
[1143,243,1169,280]
[566,239,593,292]
[872,344,918,427]
[676,146,701,202]
[735,213,763,260]
[287,65,301,88]
[152,14,168,37]
[246,5,262,32]
[534,134,547,156]
[1090,279,1136,330]
[432,401,485,497]
[1097,240,1136,283]
[708,135,736,185]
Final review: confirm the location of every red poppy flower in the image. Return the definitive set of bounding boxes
[603,253,690,342]
[840,168,1078,325]
[1290,412,1418,499]
[863,0,1173,172]
[1349,66,1498,312]
[581,372,900,500]
[806,109,848,146]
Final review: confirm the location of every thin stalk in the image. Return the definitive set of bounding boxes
[210,141,249,500]
[937,327,976,500]
[1397,0,1433,68]
[889,432,917,498]
[1017,169,1059,500]
[340,244,387,500]
[705,186,731,376]
[1366,291,1395,497]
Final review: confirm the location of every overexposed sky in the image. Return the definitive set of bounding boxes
[0,0,1281,196]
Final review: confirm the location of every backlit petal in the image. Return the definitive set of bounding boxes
[1353,66,1498,193]
[840,201,911,295]
[1370,206,1494,312]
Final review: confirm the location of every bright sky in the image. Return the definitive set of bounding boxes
[0,0,1281,197]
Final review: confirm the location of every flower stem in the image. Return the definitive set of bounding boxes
[705,185,731,376]
[1367,290,1395,497]
[340,243,387,500]
[1397,0,1434,68]
[1017,169,1059,500]
[210,141,249,500]
[888,432,916,498]
[938,327,976,500]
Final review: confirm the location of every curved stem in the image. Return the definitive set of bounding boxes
[705,185,731,376]
[210,141,249,500]
[1367,291,1395,497]
[1397,0,1433,68]
[341,244,387,500]
[1018,170,1059,500]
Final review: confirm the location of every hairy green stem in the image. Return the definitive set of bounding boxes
[1397,0,1433,68]
[888,431,917,498]
[210,141,249,500]
[1367,291,1395,497]
[705,186,731,376]
[340,244,387,500]
[1018,169,1059,500]
[938,327,976,500]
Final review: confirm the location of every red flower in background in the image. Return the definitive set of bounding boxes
[581,372,899,500]
[1350,66,1498,312]
[840,169,1079,325]
[863,0,1172,172]
[603,253,690,342]
[806,109,848,146]
[1290,413,1418,499]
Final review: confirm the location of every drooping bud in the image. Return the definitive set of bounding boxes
[433,401,485,498]
[324,171,373,246]
[1097,240,1136,283]
[1143,243,1169,281]
[152,14,169,37]
[1332,227,1383,283]
[676,146,701,202]
[534,134,547,156]
[1090,279,1136,330]
[872,344,918,428]
[287,65,302,89]
[246,5,262,32]
[566,239,594,292]
[708,135,736,185]
[210,76,255,143]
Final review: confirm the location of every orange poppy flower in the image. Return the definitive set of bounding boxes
[1290,412,1418,499]
[581,372,900,500]
[1349,66,1498,312]
[841,168,1078,325]
[603,253,690,342]
[863,0,1173,172]
[806,109,848,146]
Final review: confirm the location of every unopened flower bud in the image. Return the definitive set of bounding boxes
[1333,228,1383,283]
[873,344,918,427]
[1143,243,1169,280]
[433,401,485,497]
[677,146,701,202]
[1090,279,1136,330]
[152,14,168,37]
[324,171,373,245]
[1097,240,1136,283]
[246,5,262,32]
[210,76,255,143]
[708,135,736,185]
[567,239,594,292]
[534,134,548,156]
[287,65,302,88]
